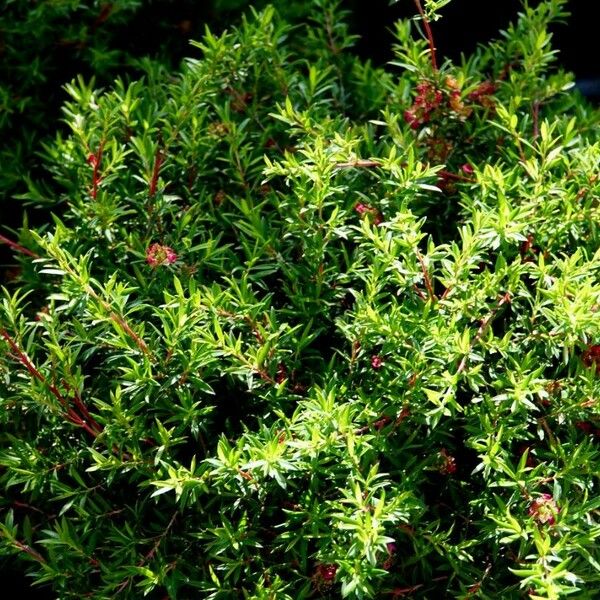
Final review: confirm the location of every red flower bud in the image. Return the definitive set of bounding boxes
[313,563,337,591]
[439,448,457,475]
[582,344,600,372]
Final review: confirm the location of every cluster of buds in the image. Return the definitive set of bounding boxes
[582,344,600,373]
[207,121,229,138]
[426,136,453,163]
[355,202,383,226]
[312,563,337,592]
[528,494,560,525]
[468,81,497,108]
[226,87,253,113]
[404,78,497,130]
[404,81,443,129]
[445,76,472,118]
[146,243,177,268]
[438,448,457,475]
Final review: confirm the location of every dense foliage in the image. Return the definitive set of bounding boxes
[0,0,299,207]
[2,1,600,598]
[1,0,143,202]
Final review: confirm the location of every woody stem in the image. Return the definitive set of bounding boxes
[414,0,438,71]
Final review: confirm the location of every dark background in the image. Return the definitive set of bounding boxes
[2,1,599,596]
[351,0,600,83]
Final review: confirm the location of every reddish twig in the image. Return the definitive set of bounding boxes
[356,416,391,435]
[0,329,101,438]
[440,286,452,301]
[41,254,152,359]
[12,500,45,515]
[456,293,511,376]
[532,100,540,140]
[215,309,278,384]
[1,328,47,384]
[415,250,436,302]
[414,0,438,71]
[217,308,266,344]
[437,169,473,182]
[413,284,428,301]
[466,564,492,597]
[349,339,361,372]
[115,512,178,595]
[89,141,105,200]
[0,234,39,259]
[63,380,102,435]
[92,3,114,29]
[149,147,165,197]
[142,512,178,562]
[14,540,46,564]
[385,584,423,597]
[334,159,381,169]
[109,312,151,357]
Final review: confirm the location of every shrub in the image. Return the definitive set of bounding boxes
[2,1,600,598]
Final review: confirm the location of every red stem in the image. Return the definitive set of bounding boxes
[438,169,473,182]
[413,284,427,301]
[93,3,114,28]
[0,234,39,259]
[63,380,103,434]
[91,141,105,200]
[109,312,151,357]
[149,148,164,197]
[532,100,540,140]
[414,0,438,71]
[335,159,381,169]
[14,541,46,564]
[0,329,101,438]
[1,328,46,384]
[416,250,437,302]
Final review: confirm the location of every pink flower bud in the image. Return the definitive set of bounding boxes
[146,243,178,268]
[371,355,383,370]
[528,494,560,525]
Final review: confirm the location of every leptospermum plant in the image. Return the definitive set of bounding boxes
[2,1,600,598]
